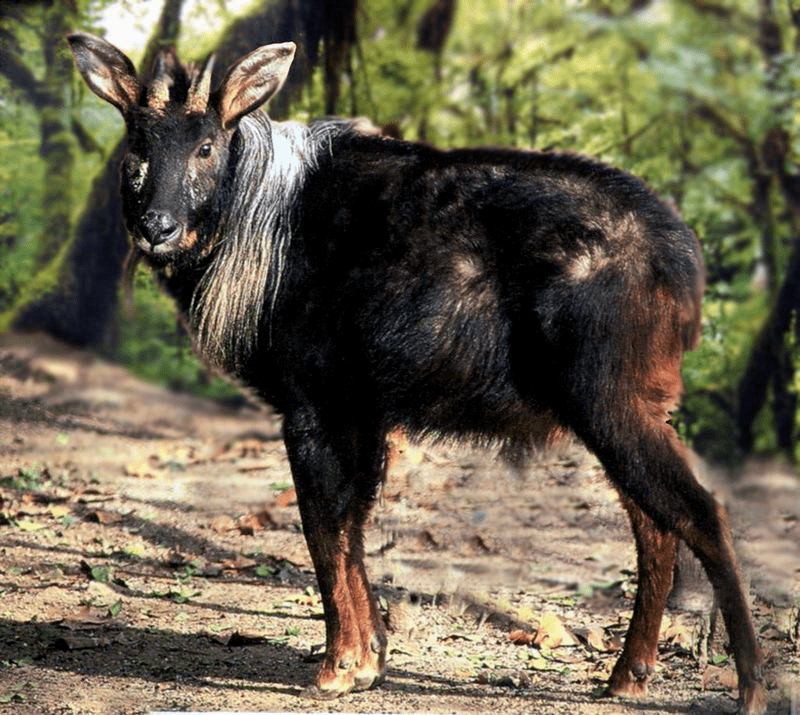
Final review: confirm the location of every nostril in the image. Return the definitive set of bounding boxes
[141,210,180,246]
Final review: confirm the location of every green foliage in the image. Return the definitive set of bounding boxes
[676,292,769,462]
[0,102,45,312]
[112,265,240,400]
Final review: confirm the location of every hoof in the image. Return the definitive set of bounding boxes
[353,667,384,691]
[605,660,653,698]
[303,631,387,701]
[301,667,384,698]
[301,683,349,700]
[739,681,767,715]
[602,681,647,699]
[302,648,385,700]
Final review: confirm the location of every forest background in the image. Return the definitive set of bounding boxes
[1,0,800,468]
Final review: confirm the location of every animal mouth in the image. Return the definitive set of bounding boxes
[135,231,181,255]
[134,226,199,257]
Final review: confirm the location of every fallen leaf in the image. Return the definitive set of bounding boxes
[237,510,275,534]
[210,514,236,534]
[53,634,110,651]
[573,626,614,652]
[155,444,197,467]
[123,543,146,558]
[509,629,536,646]
[274,487,297,508]
[702,664,738,691]
[528,655,556,671]
[516,606,536,623]
[661,616,695,648]
[213,437,272,462]
[55,605,113,629]
[84,509,123,524]
[221,554,258,570]
[80,562,111,582]
[14,519,47,532]
[534,613,578,648]
[108,600,124,618]
[123,459,161,478]
[48,504,71,519]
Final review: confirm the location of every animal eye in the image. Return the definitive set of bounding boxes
[197,142,213,158]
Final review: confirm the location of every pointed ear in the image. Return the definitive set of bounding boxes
[216,42,296,128]
[67,32,139,113]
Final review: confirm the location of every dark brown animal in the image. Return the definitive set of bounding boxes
[68,31,766,713]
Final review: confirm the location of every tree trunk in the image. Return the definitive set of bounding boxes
[733,0,799,460]
[736,236,800,455]
[34,1,77,267]
[15,145,129,346]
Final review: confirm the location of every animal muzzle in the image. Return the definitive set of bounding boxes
[139,209,182,250]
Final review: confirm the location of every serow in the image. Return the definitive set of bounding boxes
[68,32,766,714]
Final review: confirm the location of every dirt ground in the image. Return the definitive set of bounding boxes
[0,331,798,715]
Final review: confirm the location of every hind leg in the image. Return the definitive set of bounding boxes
[607,495,678,696]
[673,476,766,715]
[283,408,387,698]
[577,410,765,714]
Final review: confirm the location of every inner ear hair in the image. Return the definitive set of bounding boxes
[217,42,296,128]
[67,32,140,113]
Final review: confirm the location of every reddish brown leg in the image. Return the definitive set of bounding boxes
[301,525,386,698]
[568,402,765,713]
[676,496,766,715]
[283,410,387,698]
[344,535,388,690]
[607,496,678,696]
[596,424,766,714]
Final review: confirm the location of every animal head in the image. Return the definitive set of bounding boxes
[67,32,295,264]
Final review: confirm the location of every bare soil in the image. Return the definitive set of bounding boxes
[0,331,798,715]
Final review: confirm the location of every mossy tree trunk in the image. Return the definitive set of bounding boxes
[35,1,78,268]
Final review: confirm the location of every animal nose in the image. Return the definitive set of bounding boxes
[141,210,180,247]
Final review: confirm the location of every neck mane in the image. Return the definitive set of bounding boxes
[188,113,351,374]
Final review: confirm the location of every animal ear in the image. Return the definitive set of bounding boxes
[216,42,296,128]
[68,32,139,113]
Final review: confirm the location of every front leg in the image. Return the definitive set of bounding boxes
[283,408,388,698]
